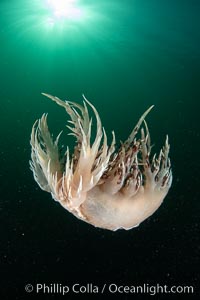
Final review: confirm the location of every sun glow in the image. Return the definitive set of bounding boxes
[41,0,91,31]
[46,0,83,21]
[47,0,84,25]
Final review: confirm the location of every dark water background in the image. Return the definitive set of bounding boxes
[0,0,200,298]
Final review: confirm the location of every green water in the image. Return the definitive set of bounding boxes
[0,0,200,298]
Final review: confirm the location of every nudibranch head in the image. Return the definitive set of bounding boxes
[30,93,172,231]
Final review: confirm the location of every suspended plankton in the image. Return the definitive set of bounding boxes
[30,93,172,231]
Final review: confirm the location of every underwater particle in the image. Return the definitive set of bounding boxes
[30,93,172,231]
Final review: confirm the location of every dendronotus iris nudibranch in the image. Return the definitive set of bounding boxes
[30,93,172,231]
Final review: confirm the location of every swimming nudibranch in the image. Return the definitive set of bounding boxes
[30,93,172,231]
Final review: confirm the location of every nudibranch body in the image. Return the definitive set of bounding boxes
[30,93,172,231]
